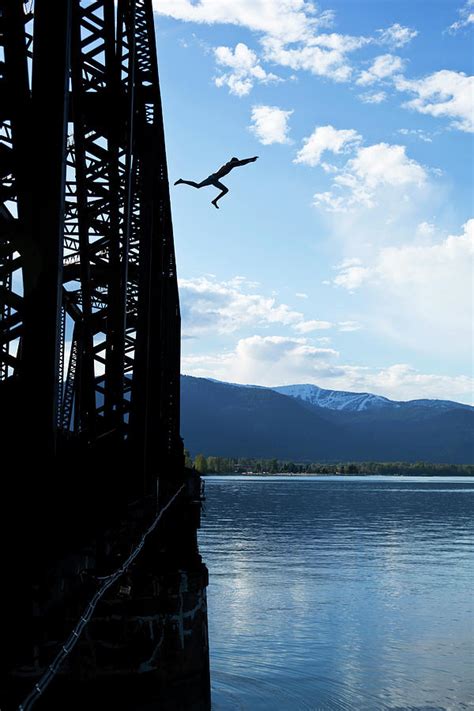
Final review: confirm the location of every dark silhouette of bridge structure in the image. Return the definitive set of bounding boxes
[1,1,210,708]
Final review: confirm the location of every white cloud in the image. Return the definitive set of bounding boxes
[321,161,340,173]
[332,364,473,404]
[448,0,474,33]
[295,292,308,299]
[357,54,404,86]
[249,105,293,144]
[416,221,436,238]
[376,23,418,48]
[333,258,371,290]
[183,334,340,385]
[398,128,434,143]
[154,0,332,43]
[314,142,428,212]
[313,191,348,212]
[261,33,369,83]
[338,321,362,332]
[294,125,362,167]
[395,70,474,133]
[237,335,337,362]
[376,219,473,300]
[180,275,335,338]
[214,43,280,96]
[179,275,305,335]
[332,219,474,357]
[182,340,473,404]
[293,319,332,333]
[155,1,377,86]
[359,91,387,104]
[348,143,427,188]
[335,218,473,285]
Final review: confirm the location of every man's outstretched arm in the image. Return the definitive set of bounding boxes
[235,156,258,167]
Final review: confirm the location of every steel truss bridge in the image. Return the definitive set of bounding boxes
[1,3,210,709]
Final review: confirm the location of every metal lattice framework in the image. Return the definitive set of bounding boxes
[0,2,32,381]
[0,0,183,495]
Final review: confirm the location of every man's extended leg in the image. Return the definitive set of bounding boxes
[174,175,215,188]
[211,180,229,209]
[174,178,201,187]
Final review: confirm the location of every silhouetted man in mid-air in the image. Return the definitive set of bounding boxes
[174,156,258,209]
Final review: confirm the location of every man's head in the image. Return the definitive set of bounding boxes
[230,156,239,162]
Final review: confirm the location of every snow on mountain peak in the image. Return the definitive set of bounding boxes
[272,383,394,412]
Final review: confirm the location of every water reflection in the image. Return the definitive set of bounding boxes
[199,477,474,710]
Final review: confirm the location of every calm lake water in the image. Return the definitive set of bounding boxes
[198,476,474,710]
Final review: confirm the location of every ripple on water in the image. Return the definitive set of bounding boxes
[211,668,385,711]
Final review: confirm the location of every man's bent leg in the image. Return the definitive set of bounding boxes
[211,180,229,208]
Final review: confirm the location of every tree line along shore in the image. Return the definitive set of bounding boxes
[185,453,474,477]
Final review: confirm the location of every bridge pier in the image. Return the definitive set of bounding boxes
[4,465,210,710]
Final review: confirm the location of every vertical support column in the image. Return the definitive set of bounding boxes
[130,133,155,496]
[20,0,72,456]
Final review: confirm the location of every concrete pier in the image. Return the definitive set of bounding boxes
[3,468,211,711]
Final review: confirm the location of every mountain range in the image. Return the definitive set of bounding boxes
[180,376,474,464]
[272,383,472,413]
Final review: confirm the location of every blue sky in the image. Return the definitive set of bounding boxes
[153,0,473,404]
